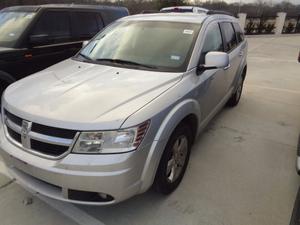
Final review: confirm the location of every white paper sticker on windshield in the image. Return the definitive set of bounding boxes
[183,29,194,35]
[171,55,181,61]
[9,33,15,37]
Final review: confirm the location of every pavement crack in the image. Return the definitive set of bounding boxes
[0,179,15,190]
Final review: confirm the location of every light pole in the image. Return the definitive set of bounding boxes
[238,0,242,13]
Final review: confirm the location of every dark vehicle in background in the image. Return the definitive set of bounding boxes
[0,4,129,95]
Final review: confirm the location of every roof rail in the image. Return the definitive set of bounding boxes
[207,10,234,17]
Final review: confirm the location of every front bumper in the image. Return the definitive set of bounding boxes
[0,125,151,205]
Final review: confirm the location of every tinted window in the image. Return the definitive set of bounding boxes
[233,23,244,43]
[73,12,102,38]
[200,23,223,64]
[220,22,237,52]
[100,10,128,26]
[32,11,71,43]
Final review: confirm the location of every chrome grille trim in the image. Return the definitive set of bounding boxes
[30,132,73,146]
[3,110,79,160]
[6,118,21,133]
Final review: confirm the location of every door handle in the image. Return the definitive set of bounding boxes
[224,64,231,70]
[239,51,244,56]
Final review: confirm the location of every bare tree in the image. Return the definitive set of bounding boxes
[0,0,299,16]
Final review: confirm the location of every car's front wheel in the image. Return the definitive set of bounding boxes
[154,123,192,194]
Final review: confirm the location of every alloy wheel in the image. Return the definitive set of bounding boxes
[166,135,188,183]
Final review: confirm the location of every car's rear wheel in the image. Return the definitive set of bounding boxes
[226,75,244,107]
[154,123,192,194]
[0,71,15,106]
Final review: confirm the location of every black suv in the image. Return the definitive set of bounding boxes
[0,4,129,94]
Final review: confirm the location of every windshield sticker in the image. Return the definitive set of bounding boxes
[171,55,181,61]
[183,29,194,35]
[9,33,15,37]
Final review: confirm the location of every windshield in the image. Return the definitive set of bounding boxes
[77,21,201,72]
[0,11,36,48]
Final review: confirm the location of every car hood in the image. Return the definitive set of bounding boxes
[3,59,182,130]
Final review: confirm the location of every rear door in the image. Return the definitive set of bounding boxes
[71,11,104,42]
[24,10,74,75]
[219,22,240,91]
[233,22,247,72]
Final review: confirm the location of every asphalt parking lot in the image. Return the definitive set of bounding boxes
[0,35,300,225]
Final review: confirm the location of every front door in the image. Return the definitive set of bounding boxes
[195,22,228,119]
[22,10,80,77]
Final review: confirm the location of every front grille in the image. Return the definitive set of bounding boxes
[5,110,22,126]
[32,123,77,139]
[31,139,69,157]
[3,109,78,158]
[7,126,21,143]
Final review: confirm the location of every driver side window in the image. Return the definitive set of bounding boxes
[199,23,223,64]
[31,11,71,45]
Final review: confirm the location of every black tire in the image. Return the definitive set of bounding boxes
[154,123,192,194]
[226,75,244,107]
[0,80,10,106]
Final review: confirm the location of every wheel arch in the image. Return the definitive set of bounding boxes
[242,65,247,80]
[139,99,201,192]
[0,71,16,98]
[0,70,16,84]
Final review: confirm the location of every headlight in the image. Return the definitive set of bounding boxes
[72,120,150,154]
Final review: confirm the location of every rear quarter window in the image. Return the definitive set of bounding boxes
[233,23,245,43]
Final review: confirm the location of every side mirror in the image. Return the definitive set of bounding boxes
[197,51,229,75]
[82,40,89,48]
[29,34,49,46]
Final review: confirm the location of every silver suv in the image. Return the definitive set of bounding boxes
[0,12,247,205]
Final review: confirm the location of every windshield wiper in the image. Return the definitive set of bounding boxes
[95,58,157,69]
[78,53,92,61]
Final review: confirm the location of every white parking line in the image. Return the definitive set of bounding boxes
[38,196,106,225]
[0,160,106,225]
